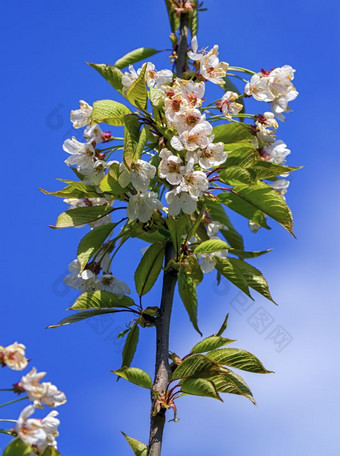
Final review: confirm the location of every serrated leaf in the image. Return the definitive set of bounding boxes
[215,313,229,337]
[171,354,220,380]
[40,181,98,199]
[212,370,256,404]
[87,63,123,92]
[3,438,33,456]
[232,182,294,234]
[166,214,190,256]
[92,99,131,126]
[224,143,260,168]
[122,324,139,368]
[50,206,114,229]
[164,0,180,32]
[69,290,134,310]
[135,126,148,159]
[126,63,148,110]
[228,248,272,259]
[213,123,253,144]
[219,166,256,185]
[121,432,148,456]
[190,0,198,36]
[228,258,276,303]
[77,223,115,270]
[114,48,160,70]
[252,161,302,180]
[181,378,222,401]
[218,191,270,229]
[194,239,229,254]
[204,198,244,250]
[191,336,235,354]
[48,309,119,328]
[134,243,165,296]
[215,257,252,298]
[208,348,272,373]
[178,271,202,335]
[113,367,153,389]
[123,114,141,168]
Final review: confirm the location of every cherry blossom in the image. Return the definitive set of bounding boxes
[0,342,28,371]
[127,192,163,223]
[20,368,67,408]
[70,100,93,129]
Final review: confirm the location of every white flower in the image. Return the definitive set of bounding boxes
[118,160,156,192]
[122,65,139,90]
[70,100,93,129]
[220,91,243,119]
[15,405,59,452]
[177,79,205,108]
[155,69,173,88]
[187,36,203,61]
[173,108,205,134]
[164,93,188,127]
[249,220,261,233]
[0,343,28,371]
[195,137,227,169]
[63,137,95,173]
[200,46,229,84]
[180,159,209,198]
[245,74,273,102]
[171,121,213,152]
[82,160,107,187]
[198,249,228,273]
[271,86,298,121]
[127,192,163,223]
[122,63,157,91]
[270,178,290,198]
[207,221,227,238]
[263,140,291,165]
[255,112,278,144]
[165,188,197,216]
[95,274,130,298]
[64,260,97,292]
[158,148,183,185]
[20,368,66,408]
[84,124,103,144]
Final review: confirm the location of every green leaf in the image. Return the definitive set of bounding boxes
[228,258,276,303]
[224,143,260,168]
[134,243,165,296]
[181,378,222,401]
[40,181,98,199]
[215,257,252,298]
[69,290,134,310]
[194,239,229,255]
[114,48,160,70]
[3,438,33,456]
[171,354,220,380]
[212,370,256,404]
[87,63,123,92]
[77,223,115,270]
[126,63,148,110]
[190,0,198,36]
[122,324,140,368]
[48,309,119,329]
[92,99,131,126]
[51,206,114,229]
[99,162,126,195]
[218,192,269,229]
[252,161,302,180]
[135,126,148,159]
[228,248,272,259]
[215,313,229,337]
[219,166,256,185]
[166,214,190,256]
[123,114,141,168]
[164,0,180,32]
[232,182,294,234]
[113,367,153,389]
[191,336,235,354]
[121,432,148,456]
[42,447,61,456]
[213,123,253,144]
[204,198,244,250]
[208,348,273,373]
[178,271,202,335]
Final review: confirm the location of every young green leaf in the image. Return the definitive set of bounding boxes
[215,313,229,337]
[121,432,148,456]
[112,367,153,389]
[178,271,202,335]
[87,63,123,93]
[48,309,119,329]
[171,354,220,380]
[134,243,165,296]
[164,0,180,32]
[194,239,229,255]
[212,370,256,405]
[113,48,160,69]
[41,447,61,456]
[123,114,141,168]
[69,290,135,310]
[166,214,190,257]
[50,206,114,229]
[40,181,98,199]
[135,126,148,159]
[224,143,259,168]
[189,0,198,36]
[228,248,272,259]
[219,166,256,185]
[208,348,273,373]
[126,63,148,110]
[213,123,253,144]
[191,336,235,354]
[252,161,302,180]
[180,378,222,401]
[92,100,131,126]
[77,223,115,270]
[3,438,33,456]
[122,324,140,368]
[215,257,252,298]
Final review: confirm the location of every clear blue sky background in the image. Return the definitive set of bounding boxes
[1,0,339,455]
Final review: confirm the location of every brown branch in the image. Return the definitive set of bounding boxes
[176,11,189,77]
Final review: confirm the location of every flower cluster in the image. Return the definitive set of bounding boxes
[0,343,66,453]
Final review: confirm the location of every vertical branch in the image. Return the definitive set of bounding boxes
[176,12,189,77]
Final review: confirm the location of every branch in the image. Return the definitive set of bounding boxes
[176,11,189,77]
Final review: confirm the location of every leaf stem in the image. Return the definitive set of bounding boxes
[0,396,28,409]
[228,66,256,75]
[0,419,17,423]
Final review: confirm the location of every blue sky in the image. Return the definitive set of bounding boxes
[1,0,339,455]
